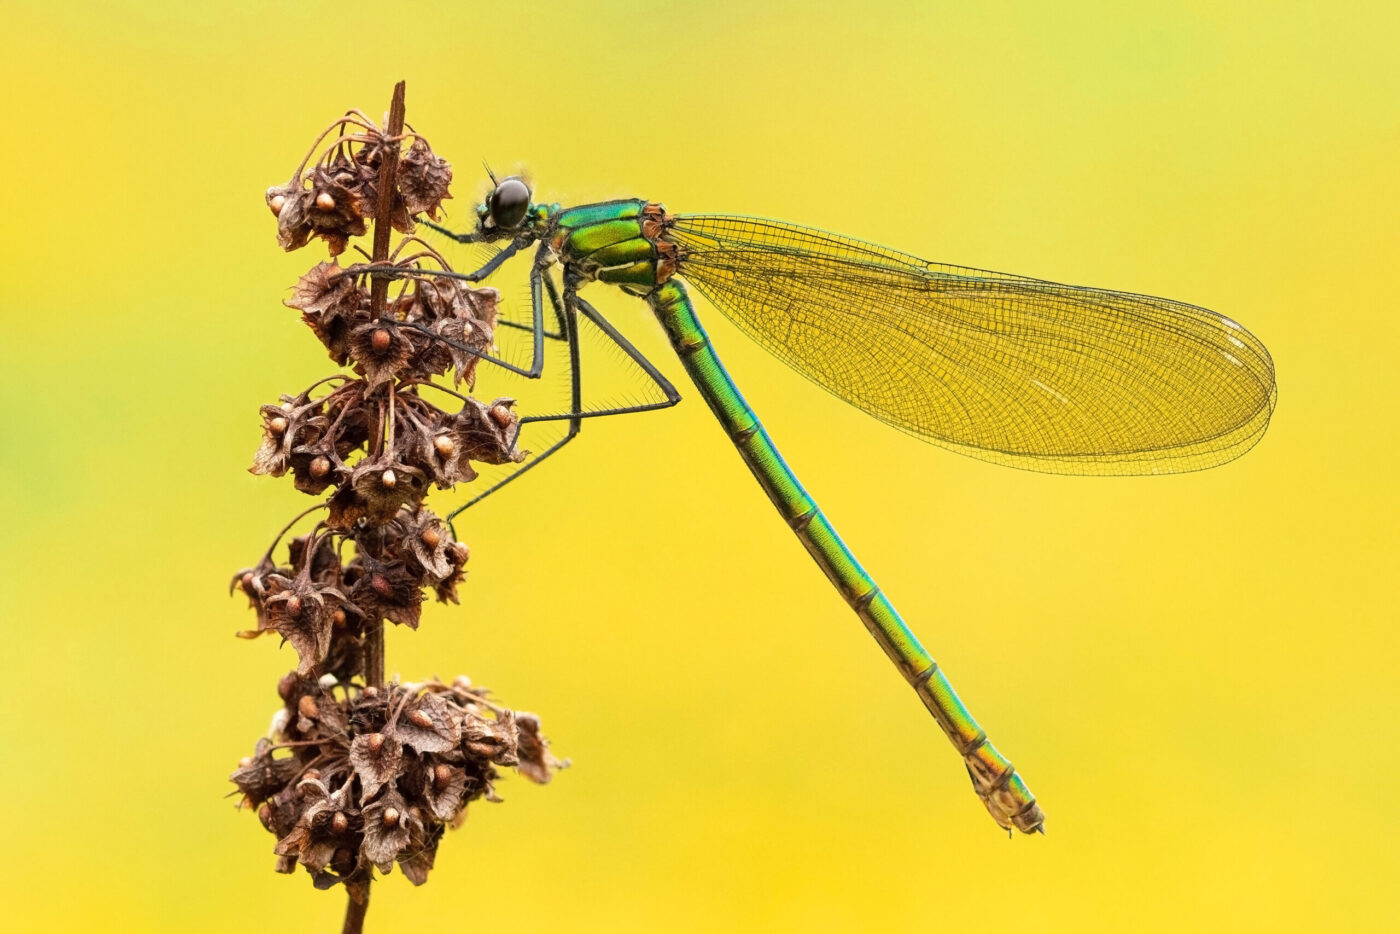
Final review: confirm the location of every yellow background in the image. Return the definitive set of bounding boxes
[3,1,1396,931]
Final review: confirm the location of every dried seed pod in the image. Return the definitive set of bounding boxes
[433,763,453,792]
[397,136,453,217]
[331,847,357,876]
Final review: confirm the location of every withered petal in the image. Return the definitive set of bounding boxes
[361,788,413,872]
[390,692,461,754]
[348,732,404,800]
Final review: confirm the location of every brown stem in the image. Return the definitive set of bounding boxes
[386,382,396,452]
[341,877,371,934]
[364,616,385,691]
[368,80,406,318]
[361,79,407,704]
[346,85,409,929]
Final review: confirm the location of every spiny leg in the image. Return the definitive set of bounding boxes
[456,238,520,281]
[382,240,552,379]
[418,217,483,246]
[515,285,682,425]
[447,272,583,531]
[445,278,682,530]
[498,257,569,342]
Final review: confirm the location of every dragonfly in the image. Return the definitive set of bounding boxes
[399,173,1277,834]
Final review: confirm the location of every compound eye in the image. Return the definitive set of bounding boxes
[488,176,531,229]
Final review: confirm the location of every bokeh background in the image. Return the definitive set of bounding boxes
[3,1,1397,931]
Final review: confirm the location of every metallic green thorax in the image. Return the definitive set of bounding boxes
[544,199,1043,832]
[546,200,672,292]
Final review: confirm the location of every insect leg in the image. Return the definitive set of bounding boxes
[445,278,683,525]
[447,269,583,527]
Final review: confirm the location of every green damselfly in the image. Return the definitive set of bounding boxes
[397,174,1276,834]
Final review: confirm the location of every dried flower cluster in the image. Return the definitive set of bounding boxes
[231,676,559,888]
[229,89,560,912]
[265,116,451,256]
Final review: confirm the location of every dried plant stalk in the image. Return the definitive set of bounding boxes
[229,81,562,934]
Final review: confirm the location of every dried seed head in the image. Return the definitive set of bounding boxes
[277,672,299,701]
[331,607,347,628]
[381,468,397,489]
[239,756,253,767]
[315,192,337,211]
[450,542,469,564]
[434,435,454,457]
[284,594,303,617]
[420,527,441,548]
[298,694,319,719]
[363,686,379,698]
[370,328,391,353]
[371,573,392,597]
[309,456,331,479]
[235,677,560,884]
[268,194,287,216]
[268,416,288,435]
[489,403,512,427]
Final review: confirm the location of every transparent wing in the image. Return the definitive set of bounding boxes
[667,215,1277,475]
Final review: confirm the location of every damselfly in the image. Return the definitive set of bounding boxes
[395,174,1276,834]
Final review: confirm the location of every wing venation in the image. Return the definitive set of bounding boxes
[667,215,1277,475]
